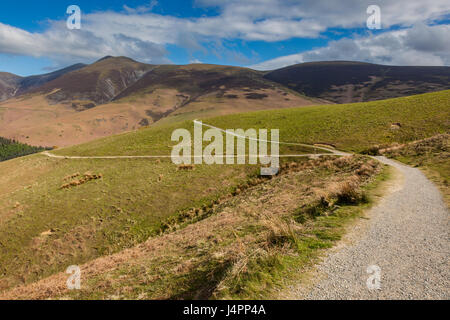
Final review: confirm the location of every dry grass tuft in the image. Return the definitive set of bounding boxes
[262,215,300,248]
[177,164,196,171]
[356,164,375,176]
[332,156,354,168]
[63,173,80,181]
[60,172,103,189]
[380,133,449,157]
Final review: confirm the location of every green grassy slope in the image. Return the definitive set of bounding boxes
[1,155,389,299]
[0,154,257,290]
[0,90,448,292]
[58,89,449,157]
[205,90,449,153]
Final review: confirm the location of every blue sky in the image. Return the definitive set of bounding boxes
[0,0,449,76]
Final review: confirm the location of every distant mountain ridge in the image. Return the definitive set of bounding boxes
[264,61,450,103]
[25,56,154,108]
[0,64,86,102]
[0,57,153,106]
[2,58,449,105]
[16,63,87,96]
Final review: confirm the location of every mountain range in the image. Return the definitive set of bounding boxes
[264,61,450,103]
[0,57,449,147]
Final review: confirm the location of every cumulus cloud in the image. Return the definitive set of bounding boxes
[250,24,450,70]
[0,18,170,67]
[0,0,449,68]
[197,0,450,33]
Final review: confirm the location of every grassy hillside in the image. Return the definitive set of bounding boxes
[0,90,448,297]
[203,90,450,153]
[0,153,260,291]
[2,155,388,299]
[59,90,450,158]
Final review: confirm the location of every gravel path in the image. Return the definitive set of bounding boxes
[284,156,449,300]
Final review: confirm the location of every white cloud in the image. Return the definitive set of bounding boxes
[197,0,450,32]
[0,0,449,68]
[0,19,170,67]
[189,58,203,64]
[250,24,450,70]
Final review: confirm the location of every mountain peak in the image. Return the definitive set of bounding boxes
[95,56,138,64]
[97,56,114,62]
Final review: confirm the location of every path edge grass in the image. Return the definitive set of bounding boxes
[217,163,394,300]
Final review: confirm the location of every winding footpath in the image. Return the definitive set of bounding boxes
[282,156,449,300]
[41,123,449,299]
[41,119,349,160]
